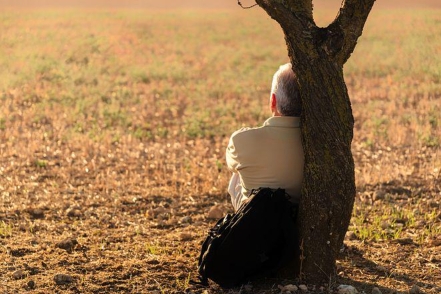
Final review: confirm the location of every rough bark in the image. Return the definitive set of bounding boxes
[255,0,376,284]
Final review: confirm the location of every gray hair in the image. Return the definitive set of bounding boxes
[271,63,301,117]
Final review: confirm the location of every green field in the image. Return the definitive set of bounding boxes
[0,6,440,294]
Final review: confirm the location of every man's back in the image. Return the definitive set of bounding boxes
[226,116,304,207]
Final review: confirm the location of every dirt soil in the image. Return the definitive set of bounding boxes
[1,140,440,293]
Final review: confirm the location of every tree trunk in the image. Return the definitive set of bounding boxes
[255,0,376,284]
[290,47,356,284]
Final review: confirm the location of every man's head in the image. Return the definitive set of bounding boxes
[270,63,301,117]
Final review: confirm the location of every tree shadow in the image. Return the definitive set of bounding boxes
[190,242,440,294]
[337,243,440,294]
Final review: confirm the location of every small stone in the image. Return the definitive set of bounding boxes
[207,205,224,219]
[278,284,298,292]
[27,280,35,289]
[12,269,26,280]
[338,285,358,294]
[28,208,45,219]
[66,208,83,218]
[25,265,40,275]
[54,273,74,285]
[146,259,160,265]
[146,210,154,219]
[380,221,389,230]
[415,220,426,229]
[428,238,441,247]
[373,190,386,201]
[243,284,253,292]
[164,217,177,226]
[154,207,167,215]
[179,232,192,241]
[409,285,422,294]
[179,216,192,224]
[372,287,382,294]
[345,231,357,240]
[56,238,78,252]
[428,200,439,208]
[360,192,372,204]
[147,207,168,219]
[299,284,308,291]
[394,238,413,245]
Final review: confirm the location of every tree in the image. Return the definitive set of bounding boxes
[253,0,376,284]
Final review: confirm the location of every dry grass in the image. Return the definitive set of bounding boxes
[0,5,440,294]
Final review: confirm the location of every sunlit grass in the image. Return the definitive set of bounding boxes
[0,221,13,238]
[0,9,439,144]
[0,6,439,215]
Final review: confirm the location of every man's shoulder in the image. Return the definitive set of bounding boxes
[230,125,265,141]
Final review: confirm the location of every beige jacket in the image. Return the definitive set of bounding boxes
[226,116,304,208]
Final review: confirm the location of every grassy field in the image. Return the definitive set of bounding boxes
[0,4,440,294]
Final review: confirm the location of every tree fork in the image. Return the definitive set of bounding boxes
[255,0,376,284]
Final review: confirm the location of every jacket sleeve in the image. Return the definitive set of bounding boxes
[226,134,239,172]
[226,127,251,172]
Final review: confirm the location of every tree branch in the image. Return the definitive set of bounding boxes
[255,0,317,61]
[255,0,314,32]
[283,0,314,19]
[333,0,376,64]
[237,1,258,9]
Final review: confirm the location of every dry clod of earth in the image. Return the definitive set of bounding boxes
[375,265,387,273]
[179,232,193,241]
[338,284,359,294]
[391,237,414,245]
[53,273,74,285]
[12,269,26,280]
[26,208,45,219]
[56,237,78,252]
[180,215,192,224]
[298,284,308,291]
[428,238,441,247]
[427,200,438,208]
[27,280,36,289]
[66,207,83,218]
[373,190,386,201]
[207,205,225,219]
[278,284,298,292]
[409,285,423,294]
[345,231,357,240]
[243,284,253,292]
[147,206,170,219]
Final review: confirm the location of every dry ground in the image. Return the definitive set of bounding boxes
[1,139,440,293]
[1,2,440,294]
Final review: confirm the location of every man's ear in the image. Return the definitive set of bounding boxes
[270,93,277,111]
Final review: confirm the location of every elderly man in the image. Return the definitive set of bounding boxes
[226,63,304,211]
